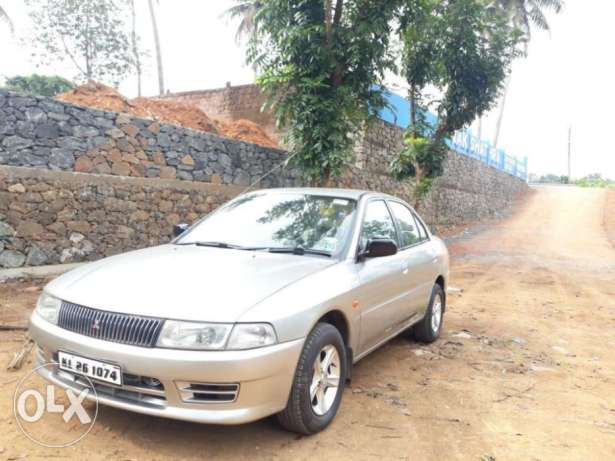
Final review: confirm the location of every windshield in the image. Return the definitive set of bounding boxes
[177,192,357,256]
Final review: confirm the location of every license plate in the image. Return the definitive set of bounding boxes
[58,351,122,386]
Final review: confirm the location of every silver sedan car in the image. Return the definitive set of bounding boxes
[30,188,449,434]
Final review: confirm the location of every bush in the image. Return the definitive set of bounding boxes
[2,74,74,97]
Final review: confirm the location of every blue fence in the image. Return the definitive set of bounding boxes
[378,89,528,181]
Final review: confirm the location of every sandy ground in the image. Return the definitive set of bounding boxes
[0,185,614,460]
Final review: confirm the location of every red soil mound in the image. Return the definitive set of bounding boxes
[131,97,219,134]
[56,81,278,148]
[56,81,133,113]
[217,119,278,149]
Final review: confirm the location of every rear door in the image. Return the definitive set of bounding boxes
[387,201,436,317]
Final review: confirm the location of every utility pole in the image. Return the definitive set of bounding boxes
[567,125,572,183]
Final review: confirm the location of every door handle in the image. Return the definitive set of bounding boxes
[402,265,409,275]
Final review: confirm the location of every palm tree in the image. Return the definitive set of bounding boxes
[223,0,263,44]
[492,0,564,149]
[500,0,564,42]
[148,0,164,95]
[0,4,14,35]
[129,0,143,96]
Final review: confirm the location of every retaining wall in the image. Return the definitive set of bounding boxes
[0,89,528,268]
[0,166,240,266]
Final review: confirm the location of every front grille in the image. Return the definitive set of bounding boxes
[58,301,164,348]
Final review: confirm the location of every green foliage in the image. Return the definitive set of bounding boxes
[390,112,448,181]
[247,0,398,184]
[25,0,132,86]
[532,173,614,188]
[223,0,264,43]
[415,176,435,199]
[496,0,564,46]
[530,173,568,184]
[575,174,614,188]
[392,0,521,204]
[3,74,74,97]
[243,0,521,191]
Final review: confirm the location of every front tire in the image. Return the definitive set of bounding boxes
[277,322,346,435]
[412,283,445,343]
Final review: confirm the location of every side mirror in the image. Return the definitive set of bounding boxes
[360,238,398,259]
[173,223,189,238]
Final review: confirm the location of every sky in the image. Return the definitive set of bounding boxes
[1,0,613,179]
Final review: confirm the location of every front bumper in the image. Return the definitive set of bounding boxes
[29,312,304,425]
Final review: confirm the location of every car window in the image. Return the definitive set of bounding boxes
[360,200,397,249]
[413,213,428,241]
[388,201,421,248]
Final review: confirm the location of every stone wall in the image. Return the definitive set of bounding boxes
[0,89,528,268]
[349,118,529,224]
[0,165,241,267]
[0,89,301,188]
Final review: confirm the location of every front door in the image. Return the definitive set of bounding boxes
[355,200,408,354]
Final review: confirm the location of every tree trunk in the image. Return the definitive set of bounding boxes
[324,0,333,42]
[148,0,165,95]
[413,164,423,210]
[0,6,15,35]
[84,5,92,80]
[130,0,142,97]
[409,85,417,134]
[409,85,422,211]
[321,166,333,188]
[493,74,511,150]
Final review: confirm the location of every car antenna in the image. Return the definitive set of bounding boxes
[240,151,299,195]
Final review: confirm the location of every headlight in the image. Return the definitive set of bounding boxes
[227,323,277,350]
[35,292,62,325]
[156,321,277,350]
[157,321,232,350]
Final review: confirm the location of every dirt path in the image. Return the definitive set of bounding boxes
[1,185,614,460]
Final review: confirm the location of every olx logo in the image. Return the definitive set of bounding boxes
[16,385,92,424]
[13,363,99,447]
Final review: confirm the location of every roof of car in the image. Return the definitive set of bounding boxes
[250,187,392,200]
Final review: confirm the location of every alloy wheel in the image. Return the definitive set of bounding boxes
[431,294,443,333]
[310,344,341,416]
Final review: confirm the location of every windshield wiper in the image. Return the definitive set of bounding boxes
[175,241,245,250]
[177,242,332,257]
[254,247,332,257]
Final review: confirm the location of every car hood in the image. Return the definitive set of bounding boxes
[46,244,337,322]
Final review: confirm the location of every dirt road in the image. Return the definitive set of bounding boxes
[1,185,614,460]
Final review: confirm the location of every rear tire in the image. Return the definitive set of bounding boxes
[277,322,346,435]
[412,284,445,343]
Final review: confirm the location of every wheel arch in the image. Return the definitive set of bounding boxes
[314,308,353,381]
[435,275,446,310]
[317,309,350,347]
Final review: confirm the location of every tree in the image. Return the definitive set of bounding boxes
[223,0,264,44]
[147,0,165,95]
[3,74,74,96]
[128,0,146,96]
[497,0,564,42]
[0,4,14,34]
[492,0,564,148]
[25,0,132,86]
[247,0,399,185]
[391,0,521,206]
